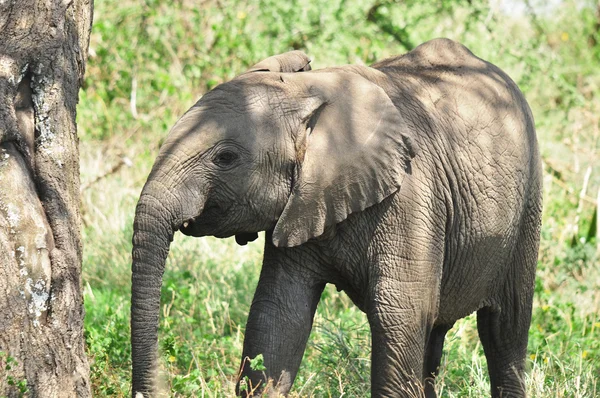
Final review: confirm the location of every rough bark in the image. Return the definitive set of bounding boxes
[0,0,93,396]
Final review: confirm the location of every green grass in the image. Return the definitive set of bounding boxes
[80,0,600,396]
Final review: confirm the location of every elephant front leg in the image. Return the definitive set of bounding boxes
[236,251,325,396]
[368,278,437,398]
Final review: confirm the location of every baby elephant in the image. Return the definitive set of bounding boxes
[131,39,542,397]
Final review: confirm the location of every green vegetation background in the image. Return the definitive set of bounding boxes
[79,0,600,396]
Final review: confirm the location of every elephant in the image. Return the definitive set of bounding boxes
[131,38,542,397]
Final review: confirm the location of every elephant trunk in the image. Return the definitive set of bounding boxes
[131,176,202,396]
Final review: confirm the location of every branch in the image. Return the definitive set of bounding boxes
[367,2,415,51]
[80,156,132,193]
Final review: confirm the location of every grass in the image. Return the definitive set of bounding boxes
[80,0,600,396]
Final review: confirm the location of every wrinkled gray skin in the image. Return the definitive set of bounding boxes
[131,40,542,397]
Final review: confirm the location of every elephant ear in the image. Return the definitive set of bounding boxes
[246,50,311,73]
[272,70,417,248]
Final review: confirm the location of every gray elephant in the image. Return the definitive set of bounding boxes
[131,39,542,397]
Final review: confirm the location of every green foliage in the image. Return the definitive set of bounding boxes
[249,354,266,372]
[0,352,29,398]
[305,318,370,396]
[85,290,131,396]
[80,0,600,396]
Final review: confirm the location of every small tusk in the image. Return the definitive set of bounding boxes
[183,221,189,228]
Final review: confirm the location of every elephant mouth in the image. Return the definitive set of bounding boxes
[179,218,202,237]
[179,218,259,246]
[179,202,222,237]
[234,232,259,245]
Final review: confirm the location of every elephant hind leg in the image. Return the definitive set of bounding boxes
[477,205,539,397]
[477,242,536,396]
[423,324,453,398]
[476,303,530,398]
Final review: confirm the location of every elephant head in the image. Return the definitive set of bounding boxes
[130,51,416,396]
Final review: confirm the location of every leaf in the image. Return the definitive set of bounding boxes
[249,354,266,372]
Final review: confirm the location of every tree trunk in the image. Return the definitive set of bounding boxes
[0,0,93,396]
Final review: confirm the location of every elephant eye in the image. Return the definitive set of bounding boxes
[212,150,239,168]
